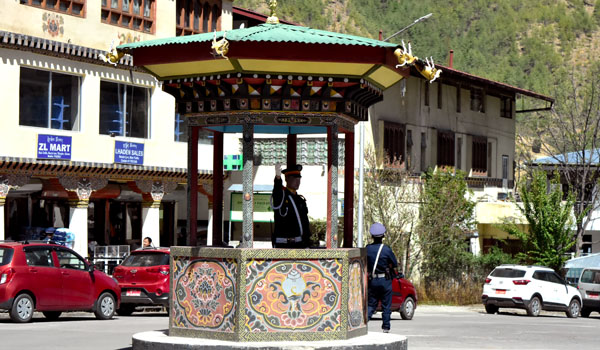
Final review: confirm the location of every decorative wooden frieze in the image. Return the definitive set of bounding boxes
[58,175,108,200]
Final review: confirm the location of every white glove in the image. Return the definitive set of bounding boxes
[275,163,282,177]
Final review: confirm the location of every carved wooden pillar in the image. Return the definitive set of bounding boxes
[58,176,108,257]
[327,124,339,249]
[136,180,178,247]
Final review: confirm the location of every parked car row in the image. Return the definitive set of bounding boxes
[482,264,600,318]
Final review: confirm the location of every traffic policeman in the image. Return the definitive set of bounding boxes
[366,222,399,333]
[270,163,312,248]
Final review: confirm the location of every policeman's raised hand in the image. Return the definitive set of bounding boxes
[275,163,282,178]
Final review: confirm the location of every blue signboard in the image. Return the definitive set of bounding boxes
[37,134,72,160]
[114,141,144,165]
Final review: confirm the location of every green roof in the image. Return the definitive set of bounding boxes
[118,23,398,51]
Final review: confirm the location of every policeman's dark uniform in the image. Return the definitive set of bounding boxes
[366,222,398,332]
[271,164,311,248]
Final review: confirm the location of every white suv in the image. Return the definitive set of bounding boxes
[481,265,581,318]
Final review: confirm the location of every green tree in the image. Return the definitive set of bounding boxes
[502,170,577,271]
[416,169,476,284]
[356,147,420,276]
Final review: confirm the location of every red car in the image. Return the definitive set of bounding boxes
[112,247,170,316]
[0,241,120,323]
[376,275,418,320]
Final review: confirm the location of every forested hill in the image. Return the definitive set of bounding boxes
[235,0,600,95]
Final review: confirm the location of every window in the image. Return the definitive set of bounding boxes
[211,4,220,31]
[501,96,512,118]
[383,121,405,165]
[101,0,155,33]
[423,81,429,106]
[502,155,509,179]
[56,248,86,270]
[177,0,203,36]
[100,81,150,138]
[174,113,213,144]
[437,82,442,109]
[20,0,85,16]
[19,67,81,131]
[436,130,454,167]
[24,248,54,267]
[456,137,462,170]
[420,132,427,172]
[470,88,484,112]
[471,136,487,174]
[490,268,525,278]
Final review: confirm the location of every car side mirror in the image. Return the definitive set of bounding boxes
[88,264,95,273]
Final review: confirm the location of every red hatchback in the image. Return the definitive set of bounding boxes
[112,247,170,316]
[376,275,418,320]
[0,241,120,322]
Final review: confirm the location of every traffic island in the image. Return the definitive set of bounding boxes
[132,330,408,350]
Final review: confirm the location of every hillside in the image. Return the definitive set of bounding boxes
[235,0,600,96]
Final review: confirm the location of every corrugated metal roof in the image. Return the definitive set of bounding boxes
[533,149,600,165]
[118,23,398,51]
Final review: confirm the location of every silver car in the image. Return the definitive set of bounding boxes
[578,268,600,317]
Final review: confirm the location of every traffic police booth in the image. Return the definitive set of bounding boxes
[118,3,439,343]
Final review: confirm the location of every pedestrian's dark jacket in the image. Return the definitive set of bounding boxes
[366,243,398,278]
[271,176,311,248]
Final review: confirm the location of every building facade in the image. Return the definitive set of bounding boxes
[1,1,553,258]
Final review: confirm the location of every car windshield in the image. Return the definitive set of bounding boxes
[580,270,600,284]
[0,248,14,266]
[121,252,169,267]
[490,268,526,278]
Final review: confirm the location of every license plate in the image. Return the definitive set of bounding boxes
[126,290,141,297]
[495,289,506,294]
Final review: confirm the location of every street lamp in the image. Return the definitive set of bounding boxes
[383,13,433,42]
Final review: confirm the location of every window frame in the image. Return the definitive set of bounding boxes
[470,88,485,113]
[101,0,155,33]
[471,136,488,175]
[20,0,86,17]
[436,130,455,168]
[500,96,513,119]
[99,80,151,139]
[19,66,82,131]
[383,121,405,166]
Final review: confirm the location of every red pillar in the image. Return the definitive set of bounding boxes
[187,126,199,246]
[287,134,297,166]
[344,132,354,248]
[213,131,224,246]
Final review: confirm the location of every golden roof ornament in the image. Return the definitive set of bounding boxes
[266,0,280,24]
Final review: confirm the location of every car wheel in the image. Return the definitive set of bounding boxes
[10,294,34,323]
[400,296,415,320]
[42,311,62,320]
[566,298,580,318]
[580,307,591,318]
[94,292,115,320]
[485,304,499,314]
[526,296,541,317]
[116,304,136,316]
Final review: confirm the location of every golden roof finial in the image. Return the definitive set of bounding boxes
[266,0,280,24]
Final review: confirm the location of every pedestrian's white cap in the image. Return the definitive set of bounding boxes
[370,222,386,237]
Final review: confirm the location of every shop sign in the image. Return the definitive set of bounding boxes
[230,192,274,222]
[37,134,72,160]
[114,141,144,165]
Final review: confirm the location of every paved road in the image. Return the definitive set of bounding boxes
[380,305,600,350]
[1,306,599,349]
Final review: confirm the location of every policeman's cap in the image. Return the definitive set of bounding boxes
[282,164,302,178]
[370,223,386,237]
